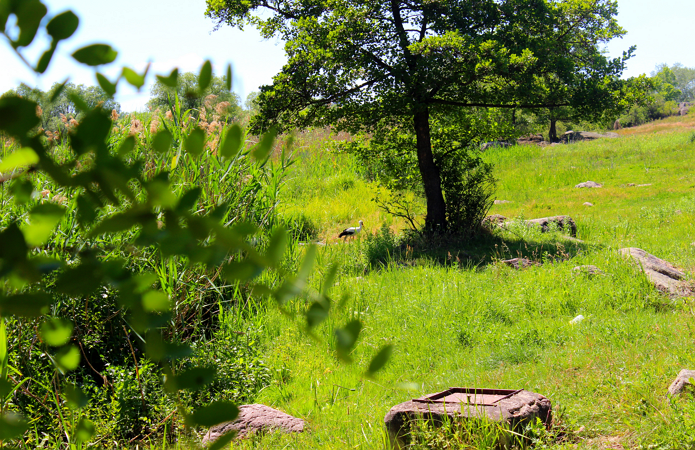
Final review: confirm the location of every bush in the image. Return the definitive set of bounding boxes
[363,224,398,267]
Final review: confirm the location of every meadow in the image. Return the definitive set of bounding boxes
[1,109,695,450]
[225,116,695,449]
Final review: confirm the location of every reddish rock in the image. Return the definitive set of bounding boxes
[668,369,695,396]
[384,389,552,449]
[202,404,305,445]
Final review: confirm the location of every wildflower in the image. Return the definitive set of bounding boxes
[165,111,173,120]
[130,119,144,135]
[149,118,160,134]
[111,109,119,121]
[53,195,67,204]
[204,94,217,111]
[60,114,67,124]
[69,118,78,128]
[215,101,231,116]
[207,135,220,155]
[36,105,43,118]
[207,121,221,134]
[40,189,50,198]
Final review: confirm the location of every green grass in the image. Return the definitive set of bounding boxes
[213,124,695,449]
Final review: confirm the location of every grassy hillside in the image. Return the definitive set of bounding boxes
[226,119,695,449]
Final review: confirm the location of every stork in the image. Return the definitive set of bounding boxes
[338,220,363,241]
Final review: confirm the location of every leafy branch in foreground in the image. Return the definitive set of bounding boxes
[0,0,390,446]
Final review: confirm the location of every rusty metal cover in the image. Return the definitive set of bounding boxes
[412,388,522,406]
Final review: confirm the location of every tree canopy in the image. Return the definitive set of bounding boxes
[207,0,635,232]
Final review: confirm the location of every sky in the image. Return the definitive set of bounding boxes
[1,0,694,112]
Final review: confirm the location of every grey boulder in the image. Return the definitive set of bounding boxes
[575,181,603,188]
[619,248,693,297]
[526,215,578,237]
[202,404,305,445]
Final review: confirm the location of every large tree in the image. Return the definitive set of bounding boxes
[207,0,632,232]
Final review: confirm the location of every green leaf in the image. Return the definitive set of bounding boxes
[321,263,339,296]
[72,44,118,66]
[186,401,238,427]
[40,318,73,347]
[265,227,287,267]
[225,64,232,91]
[89,212,141,236]
[185,127,206,157]
[35,43,57,74]
[145,332,192,362]
[64,384,89,409]
[0,147,39,173]
[198,60,213,93]
[0,412,28,440]
[335,320,362,363]
[9,179,33,205]
[0,223,28,263]
[146,179,177,208]
[209,431,237,450]
[152,129,173,153]
[251,127,277,161]
[176,187,201,213]
[23,203,66,247]
[164,367,216,392]
[96,72,117,97]
[0,96,40,138]
[117,135,136,156]
[75,418,95,443]
[219,124,243,159]
[76,194,98,225]
[366,344,393,376]
[306,300,329,329]
[142,291,170,312]
[46,10,79,41]
[157,68,179,88]
[49,81,68,102]
[122,64,150,90]
[70,108,112,155]
[11,0,47,48]
[55,345,80,372]
[223,261,264,282]
[0,293,52,318]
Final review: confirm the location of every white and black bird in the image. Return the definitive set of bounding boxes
[338,220,363,241]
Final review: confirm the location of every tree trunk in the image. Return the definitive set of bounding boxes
[549,118,558,143]
[413,108,447,233]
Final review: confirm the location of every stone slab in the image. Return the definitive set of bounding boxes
[384,389,551,449]
[619,248,693,297]
[668,369,695,396]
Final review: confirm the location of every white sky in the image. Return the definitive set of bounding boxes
[1,0,693,112]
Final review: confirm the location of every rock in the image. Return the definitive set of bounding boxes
[618,248,693,297]
[482,214,507,227]
[572,265,605,277]
[501,258,539,269]
[562,131,619,143]
[384,389,552,449]
[202,404,305,445]
[526,215,577,237]
[636,184,652,187]
[627,183,636,187]
[517,134,545,146]
[494,200,511,205]
[583,202,594,207]
[679,102,693,116]
[613,119,622,130]
[481,141,513,151]
[668,369,695,396]
[575,181,603,188]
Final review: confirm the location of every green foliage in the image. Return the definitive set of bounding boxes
[207,0,634,232]
[0,1,389,447]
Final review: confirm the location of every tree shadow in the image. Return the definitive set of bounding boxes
[396,226,596,270]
